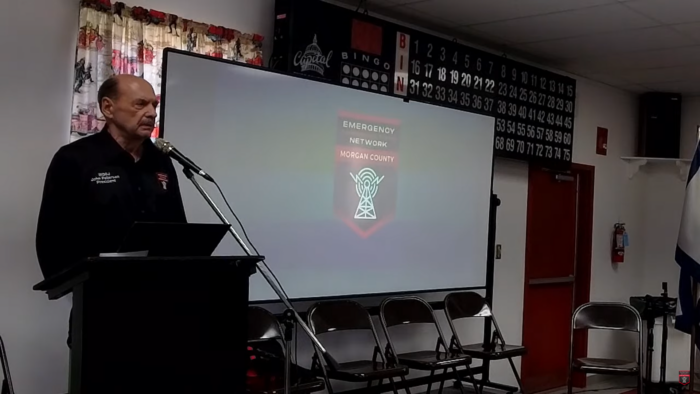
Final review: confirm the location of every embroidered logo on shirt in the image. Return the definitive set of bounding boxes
[156,172,169,190]
[90,172,120,185]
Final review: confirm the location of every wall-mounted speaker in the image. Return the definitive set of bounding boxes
[638,92,682,158]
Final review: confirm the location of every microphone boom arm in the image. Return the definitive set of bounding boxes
[181,168,340,374]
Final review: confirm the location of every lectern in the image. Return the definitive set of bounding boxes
[33,255,261,394]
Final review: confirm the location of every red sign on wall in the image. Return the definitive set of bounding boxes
[596,127,608,156]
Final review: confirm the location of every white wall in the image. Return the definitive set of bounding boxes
[0,0,651,392]
[635,97,700,380]
[0,0,79,393]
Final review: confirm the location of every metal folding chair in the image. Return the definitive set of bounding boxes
[307,300,408,394]
[567,302,642,394]
[444,291,526,394]
[379,296,481,394]
[247,307,325,394]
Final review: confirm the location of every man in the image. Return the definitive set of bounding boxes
[36,75,187,344]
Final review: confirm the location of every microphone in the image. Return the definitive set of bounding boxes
[154,138,214,182]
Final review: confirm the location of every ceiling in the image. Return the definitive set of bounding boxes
[345,0,700,96]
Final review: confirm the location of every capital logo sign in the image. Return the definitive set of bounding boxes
[333,111,400,238]
[293,34,333,76]
[679,370,690,386]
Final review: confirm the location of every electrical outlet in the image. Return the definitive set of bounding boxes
[496,244,502,259]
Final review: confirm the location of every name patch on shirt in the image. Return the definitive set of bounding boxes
[91,172,121,185]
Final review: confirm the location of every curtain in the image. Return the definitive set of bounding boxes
[70,0,264,141]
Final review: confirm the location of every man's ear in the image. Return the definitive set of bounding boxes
[101,98,115,119]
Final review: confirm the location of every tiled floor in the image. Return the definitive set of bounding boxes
[423,377,636,394]
[538,378,636,394]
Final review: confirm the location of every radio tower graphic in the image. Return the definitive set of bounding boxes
[350,168,385,220]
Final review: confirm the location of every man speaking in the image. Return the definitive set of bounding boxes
[36,75,187,344]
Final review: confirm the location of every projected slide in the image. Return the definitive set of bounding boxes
[160,51,495,301]
[334,112,399,238]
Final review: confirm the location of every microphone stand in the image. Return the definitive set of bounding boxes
[0,334,15,394]
[182,168,339,393]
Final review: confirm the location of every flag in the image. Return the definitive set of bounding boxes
[676,140,700,344]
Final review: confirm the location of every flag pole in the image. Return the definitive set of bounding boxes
[692,279,698,391]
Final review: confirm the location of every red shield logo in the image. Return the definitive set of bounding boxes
[156,172,169,190]
[334,111,399,238]
[679,370,690,385]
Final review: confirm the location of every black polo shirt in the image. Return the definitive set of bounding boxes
[36,130,187,279]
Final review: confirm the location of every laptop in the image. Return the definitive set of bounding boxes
[117,222,229,257]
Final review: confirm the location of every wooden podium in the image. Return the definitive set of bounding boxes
[33,256,261,394]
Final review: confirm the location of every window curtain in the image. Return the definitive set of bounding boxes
[71,0,264,141]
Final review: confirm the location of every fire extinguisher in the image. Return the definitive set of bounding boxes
[612,223,627,263]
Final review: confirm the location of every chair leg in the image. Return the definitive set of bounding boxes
[436,368,446,394]
[637,370,643,394]
[324,378,335,394]
[452,366,476,394]
[452,367,466,394]
[426,370,435,394]
[389,377,400,394]
[507,357,525,394]
[468,366,483,394]
[566,366,574,394]
[318,367,334,394]
[399,374,412,394]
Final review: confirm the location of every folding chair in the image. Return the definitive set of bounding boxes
[307,300,408,394]
[379,296,481,394]
[444,291,526,394]
[247,307,325,394]
[567,302,642,394]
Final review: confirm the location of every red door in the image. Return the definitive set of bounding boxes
[521,166,583,392]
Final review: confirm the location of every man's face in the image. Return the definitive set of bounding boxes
[102,77,159,140]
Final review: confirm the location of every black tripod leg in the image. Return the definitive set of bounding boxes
[282,309,295,393]
[660,312,668,384]
[645,317,654,382]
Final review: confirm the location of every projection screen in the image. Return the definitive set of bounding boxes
[160,50,495,301]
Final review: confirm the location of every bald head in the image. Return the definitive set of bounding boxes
[98,75,154,112]
[98,75,159,140]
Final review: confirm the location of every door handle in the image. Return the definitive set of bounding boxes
[528,275,575,285]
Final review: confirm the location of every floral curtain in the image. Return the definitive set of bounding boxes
[71,0,264,141]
